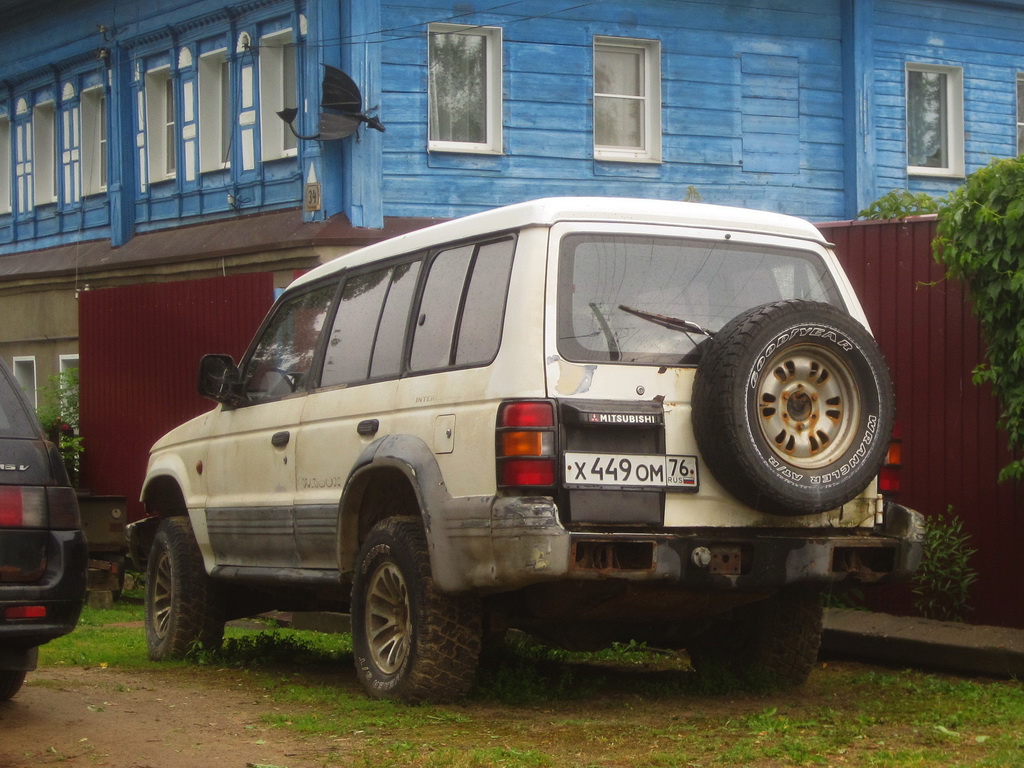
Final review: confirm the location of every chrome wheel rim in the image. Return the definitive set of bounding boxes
[755,343,861,469]
[151,549,173,640]
[365,561,411,675]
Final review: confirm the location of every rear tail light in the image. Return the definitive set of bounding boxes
[0,486,80,529]
[879,425,902,496]
[497,401,557,488]
[4,605,47,620]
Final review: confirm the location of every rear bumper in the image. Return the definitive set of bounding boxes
[1,529,88,664]
[430,496,924,594]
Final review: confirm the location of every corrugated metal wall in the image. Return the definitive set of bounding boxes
[819,218,1024,628]
[78,273,274,525]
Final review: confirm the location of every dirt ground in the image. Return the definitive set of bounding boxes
[0,666,336,768]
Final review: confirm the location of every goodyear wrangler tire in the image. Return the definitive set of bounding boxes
[145,516,225,659]
[693,300,893,517]
[351,517,481,703]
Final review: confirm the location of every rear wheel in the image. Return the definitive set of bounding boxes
[688,588,823,686]
[0,669,26,701]
[145,516,225,659]
[351,517,481,702]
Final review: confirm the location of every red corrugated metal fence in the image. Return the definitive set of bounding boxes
[78,273,274,526]
[819,218,1024,628]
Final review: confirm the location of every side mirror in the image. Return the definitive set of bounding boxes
[197,354,244,405]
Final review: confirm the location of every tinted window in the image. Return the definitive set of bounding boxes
[410,245,474,372]
[0,363,37,438]
[370,261,421,379]
[321,269,392,387]
[410,238,516,373]
[455,239,514,365]
[241,284,335,402]
[557,234,843,365]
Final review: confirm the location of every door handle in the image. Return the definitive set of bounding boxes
[271,431,290,447]
[357,419,379,436]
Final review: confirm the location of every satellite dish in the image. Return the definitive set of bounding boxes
[276,65,385,140]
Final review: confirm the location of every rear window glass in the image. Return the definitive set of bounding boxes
[0,367,38,438]
[557,233,843,365]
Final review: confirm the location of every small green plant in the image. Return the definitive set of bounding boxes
[859,189,941,220]
[36,367,83,484]
[911,508,978,622]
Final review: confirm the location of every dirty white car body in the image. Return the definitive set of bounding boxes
[134,198,923,701]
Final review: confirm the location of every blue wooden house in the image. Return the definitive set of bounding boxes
[0,0,1021,509]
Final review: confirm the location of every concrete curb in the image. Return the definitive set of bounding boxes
[821,608,1024,678]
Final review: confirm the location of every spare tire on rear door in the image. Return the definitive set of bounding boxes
[692,300,894,517]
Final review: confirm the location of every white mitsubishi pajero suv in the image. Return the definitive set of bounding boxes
[131,197,923,701]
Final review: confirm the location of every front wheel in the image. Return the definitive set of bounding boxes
[145,516,225,659]
[351,517,481,702]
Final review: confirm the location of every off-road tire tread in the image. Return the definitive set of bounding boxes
[689,589,823,686]
[0,669,26,701]
[749,590,824,685]
[693,299,892,516]
[353,516,481,703]
[146,516,225,660]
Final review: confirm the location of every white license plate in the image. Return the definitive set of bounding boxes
[564,452,699,491]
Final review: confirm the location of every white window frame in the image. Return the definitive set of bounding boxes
[427,23,503,154]
[12,357,37,407]
[593,36,662,163]
[905,63,964,177]
[0,116,10,213]
[200,49,231,172]
[32,101,57,205]
[59,354,79,374]
[145,67,176,182]
[259,29,298,161]
[81,86,107,195]
[1016,73,1023,158]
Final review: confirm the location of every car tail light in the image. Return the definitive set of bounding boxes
[497,401,556,488]
[879,424,902,496]
[46,487,82,529]
[4,605,47,620]
[0,486,79,529]
[0,487,47,528]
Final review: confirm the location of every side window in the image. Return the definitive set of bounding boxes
[242,284,335,403]
[410,246,474,372]
[410,237,515,372]
[320,260,422,388]
[371,261,421,378]
[455,239,515,365]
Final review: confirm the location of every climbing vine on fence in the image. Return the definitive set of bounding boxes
[934,156,1024,481]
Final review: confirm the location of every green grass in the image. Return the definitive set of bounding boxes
[37,600,1024,767]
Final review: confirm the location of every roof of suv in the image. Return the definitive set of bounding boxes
[292,197,830,290]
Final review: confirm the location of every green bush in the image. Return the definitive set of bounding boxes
[934,157,1024,481]
[911,509,977,622]
[859,189,941,220]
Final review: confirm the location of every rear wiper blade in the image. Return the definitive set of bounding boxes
[618,305,715,338]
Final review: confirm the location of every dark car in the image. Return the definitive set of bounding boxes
[0,359,87,701]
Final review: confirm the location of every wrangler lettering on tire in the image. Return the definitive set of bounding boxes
[693,300,894,516]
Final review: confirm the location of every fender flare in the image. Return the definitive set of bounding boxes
[338,434,453,574]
